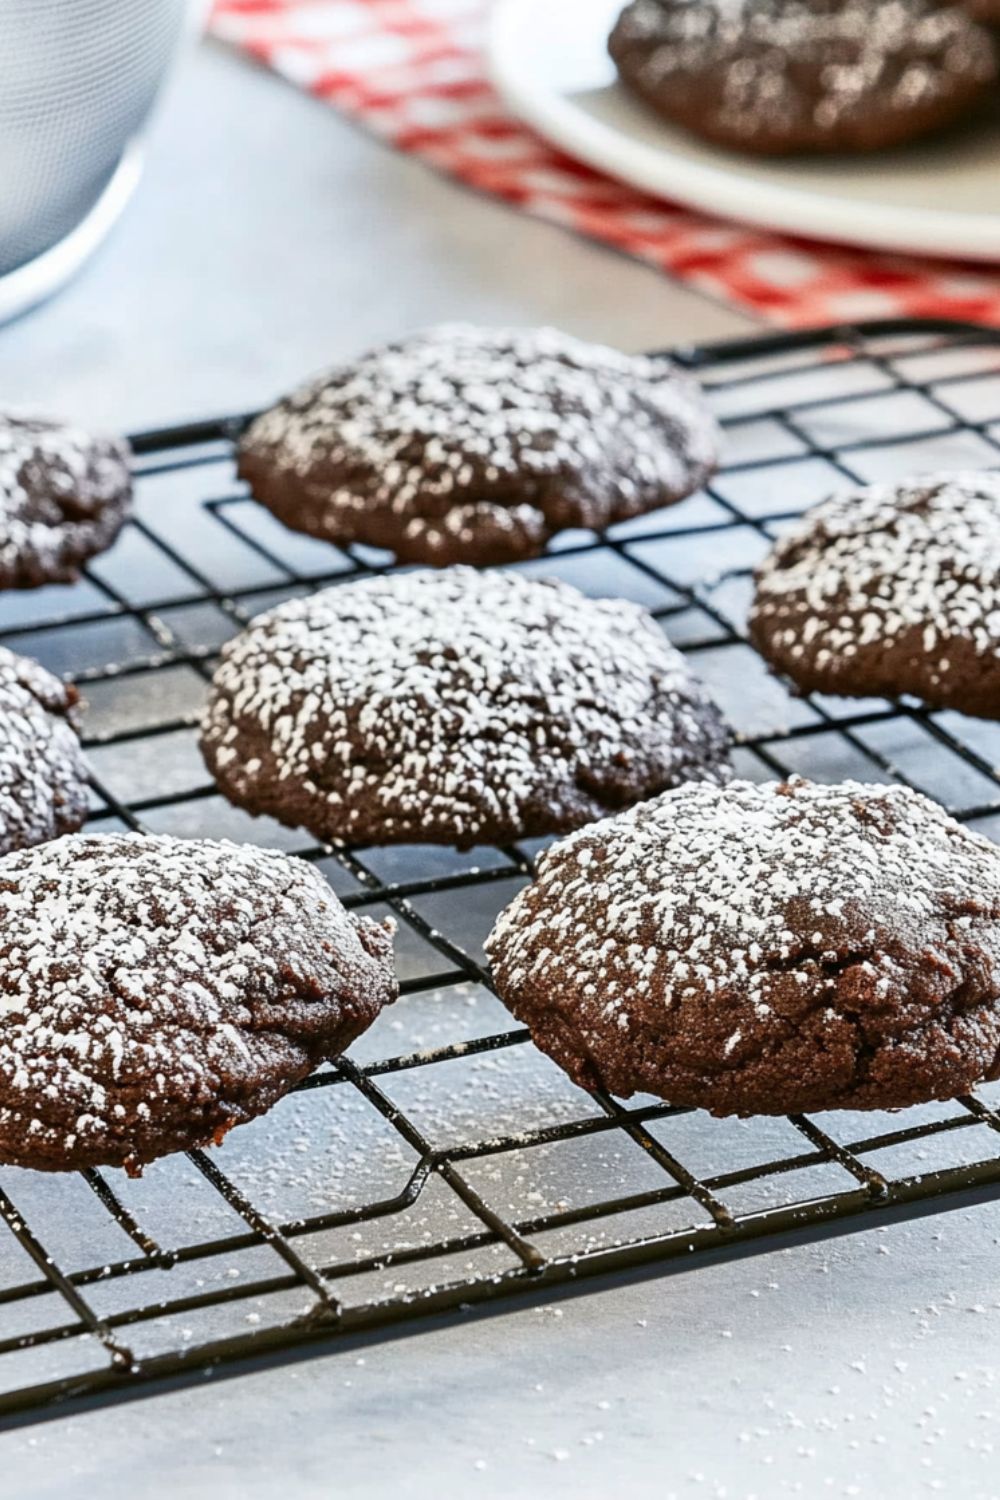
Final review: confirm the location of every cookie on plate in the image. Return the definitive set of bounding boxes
[487,777,1000,1115]
[749,471,1000,718]
[608,0,998,155]
[200,568,732,849]
[0,834,397,1172]
[238,325,719,566]
[966,0,1000,23]
[0,412,132,588]
[0,645,88,855]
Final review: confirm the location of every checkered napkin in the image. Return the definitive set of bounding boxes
[210,0,1000,327]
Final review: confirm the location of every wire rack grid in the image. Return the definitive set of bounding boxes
[1,317,1000,1427]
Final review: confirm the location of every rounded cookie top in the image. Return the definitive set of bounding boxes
[0,646,88,856]
[749,471,1000,718]
[609,0,997,155]
[200,568,732,849]
[0,412,132,589]
[487,777,1000,1115]
[237,324,719,566]
[0,834,397,1171]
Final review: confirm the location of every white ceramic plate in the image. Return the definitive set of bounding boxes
[488,0,1000,262]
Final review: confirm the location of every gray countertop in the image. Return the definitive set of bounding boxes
[3,38,1000,1500]
[1,40,752,431]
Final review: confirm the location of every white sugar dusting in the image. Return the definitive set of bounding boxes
[0,412,131,585]
[0,647,88,856]
[613,0,995,145]
[200,567,732,846]
[240,325,719,561]
[0,834,395,1169]
[751,471,1000,703]
[487,778,1000,1105]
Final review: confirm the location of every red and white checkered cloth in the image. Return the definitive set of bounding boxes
[210,0,1000,327]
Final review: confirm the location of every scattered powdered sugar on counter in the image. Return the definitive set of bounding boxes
[0,646,88,855]
[0,833,396,1172]
[200,567,732,847]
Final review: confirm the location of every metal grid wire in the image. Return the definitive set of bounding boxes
[2,317,1000,1426]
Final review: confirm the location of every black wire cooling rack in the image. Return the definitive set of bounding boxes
[2,317,1000,1427]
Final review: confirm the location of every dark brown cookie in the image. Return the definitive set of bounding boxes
[966,0,1000,23]
[749,471,1000,719]
[0,834,396,1172]
[199,568,732,849]
[487,778,1000,1116]
[609,0,997,155]
[0,646,88,855]
[0,413,132,589]
[237,325,719,566]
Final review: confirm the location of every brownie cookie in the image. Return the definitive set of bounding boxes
[0,412,132,588]
[609,0,998,155]
[0,646,88,855]
[200,568,732,849]
[238,325,719,566]
[0,834,396,1172]
[487,778,1000,1115]
[750,472,1000,718]
[966,0,1000,23]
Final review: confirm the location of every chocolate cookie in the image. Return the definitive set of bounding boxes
[0,834,396,1172]
[200,568,732,849]
[966,0,1000,23]
[0,412,132,589]
[237,325,719,566]
[749,471,1000,718]
[487,778,1000,1115]
[609,0,997,155]
[0,646,88,855]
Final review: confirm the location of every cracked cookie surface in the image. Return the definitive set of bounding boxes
[0,646,88,855]
[486,777,1000,1115]
[0,412,131,588]
[609,0,997,156]
[0,834,396,1171]
[749,471,1000,719]
[237,324,719,566]
[199,568,732,849]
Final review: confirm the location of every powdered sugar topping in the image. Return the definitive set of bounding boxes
[751,471,1000,697]
[612,0,994,144]
[487,777,1000,1028]
[0,834,396,1169]
[0,412,132,586]
[0,646,88,856]
[240,324,719,562]
[200,568,731,846]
